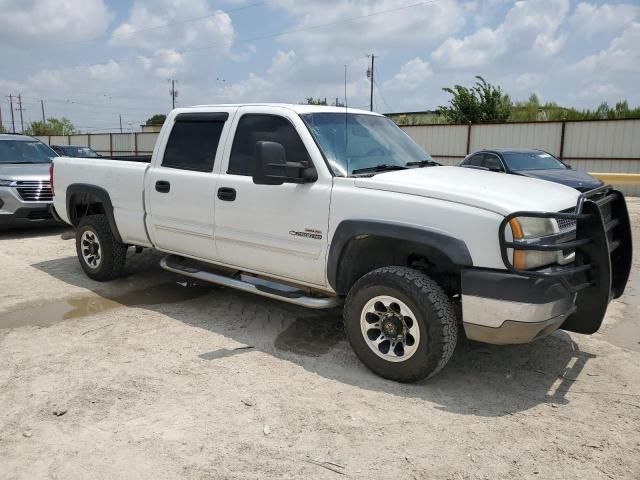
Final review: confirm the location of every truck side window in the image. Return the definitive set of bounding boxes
[228,114,311,176]
[162,120,224,172]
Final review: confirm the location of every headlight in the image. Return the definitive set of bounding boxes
[0,179,12,186]
[509,217,558,269]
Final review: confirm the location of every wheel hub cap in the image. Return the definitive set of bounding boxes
[80,230,102,269]
[360,295,421,363]
[381,315,404,340]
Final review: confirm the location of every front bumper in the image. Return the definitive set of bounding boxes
[463,185,632,345]
[0,187,59,228]
[0,206,59,227]
[461,268,576,344]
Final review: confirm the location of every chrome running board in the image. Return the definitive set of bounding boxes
[160,255,341,309]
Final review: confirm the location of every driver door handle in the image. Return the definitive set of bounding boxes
[155,180,170,193]
[217,187,236,201]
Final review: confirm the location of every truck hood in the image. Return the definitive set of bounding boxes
[0,163,51,181]
[353,166,580,216]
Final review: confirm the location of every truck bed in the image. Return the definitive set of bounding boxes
[52,156,151,247]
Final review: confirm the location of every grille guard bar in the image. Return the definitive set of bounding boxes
[498,185,633,334]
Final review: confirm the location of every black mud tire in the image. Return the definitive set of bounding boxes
[343,266,458,383]
[76,215,127,281]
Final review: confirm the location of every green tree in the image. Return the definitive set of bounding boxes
[305,97,346,107]
[145,114,167,125]
[305,97,328,105]
[25,117,76,135]
[437,76,512,124]
[0,123,6,134]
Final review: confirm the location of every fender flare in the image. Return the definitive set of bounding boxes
[327,219,473,293]
[66,183,123,243]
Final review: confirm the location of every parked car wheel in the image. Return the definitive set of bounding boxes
[75,215,127,281]
[344,266,458,382]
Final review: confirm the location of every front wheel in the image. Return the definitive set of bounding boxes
[343,266,458,382]
[75,215,127,281]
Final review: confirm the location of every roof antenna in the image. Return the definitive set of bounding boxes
[344,64,349,176]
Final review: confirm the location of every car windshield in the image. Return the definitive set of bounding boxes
[502,151,566,171]
[0,140,57,164]
[62,146,99,157]
[301,112,434,176]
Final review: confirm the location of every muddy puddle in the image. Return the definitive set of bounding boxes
[274,315,345,357]
[0,281,211,329]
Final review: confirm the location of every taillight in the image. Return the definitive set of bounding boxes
[49,162,54,196]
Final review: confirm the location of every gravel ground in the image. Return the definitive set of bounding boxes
[1,200,639,480]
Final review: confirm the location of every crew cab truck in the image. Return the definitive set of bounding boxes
[50,104,633,382]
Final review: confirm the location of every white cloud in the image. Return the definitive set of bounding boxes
[570,2,640,37]
[271,0,467,63]
[383,58,432,92]
[432,0,570,69]
[0,0,112,45]
[109,0,234,51]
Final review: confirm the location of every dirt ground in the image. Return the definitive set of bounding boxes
[1,201,640,480]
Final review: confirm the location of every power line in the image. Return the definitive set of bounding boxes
[32,1,272,50]
[18,95,152,112]
[373,78,393,113]
[20,1,440,74]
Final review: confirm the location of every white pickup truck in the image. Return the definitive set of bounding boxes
[50,104,632,382]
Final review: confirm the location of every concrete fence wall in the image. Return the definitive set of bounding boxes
[37,118,640,195]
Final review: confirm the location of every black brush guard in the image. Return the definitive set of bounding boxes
[499,185,632,334]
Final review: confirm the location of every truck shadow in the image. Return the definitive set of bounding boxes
[30,253,596,417]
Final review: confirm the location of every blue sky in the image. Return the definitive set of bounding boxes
[0,0,638,132]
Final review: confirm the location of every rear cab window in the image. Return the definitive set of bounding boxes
[162,112,229,172]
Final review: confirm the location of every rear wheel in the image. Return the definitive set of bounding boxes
[344,266,458,382]
[75,215,127,281]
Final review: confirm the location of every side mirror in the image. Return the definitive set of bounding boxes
[253,141,317,186]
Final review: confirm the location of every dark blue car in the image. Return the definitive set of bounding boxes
[459,148,603,192]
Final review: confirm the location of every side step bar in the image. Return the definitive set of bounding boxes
[160,256,342,310]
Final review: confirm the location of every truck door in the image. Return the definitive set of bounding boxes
[214,107,331,287]
[145,110,233,260]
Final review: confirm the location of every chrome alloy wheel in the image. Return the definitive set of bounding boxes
[81,230,102,269]
[360,295,420,362]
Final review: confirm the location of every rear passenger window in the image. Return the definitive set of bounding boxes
[228,114,311,176]
[465,154,484,167]
[162,117,225,172]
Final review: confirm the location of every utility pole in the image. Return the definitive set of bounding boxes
[119,114,123,133]
[367,54,375,112]
[8,95,15,133]
[40,99,46,124]
[17,94,24,132]
[169,79,178,109]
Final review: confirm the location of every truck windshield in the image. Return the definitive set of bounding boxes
[0,140,57,164]
[301,112,434,176]
[502,151,567,171]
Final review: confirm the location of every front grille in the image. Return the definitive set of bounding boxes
[557,217,577,232]
[15,180,53,202]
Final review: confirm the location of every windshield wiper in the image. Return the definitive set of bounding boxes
[406,159,441,167]
[351,164,407,175]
